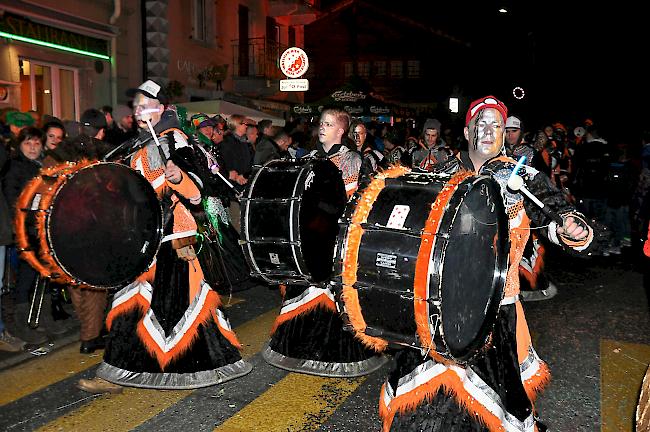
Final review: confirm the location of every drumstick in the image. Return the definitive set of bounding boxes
[507,159,564,225]
[213,168,241,199]
[144,117,169,164]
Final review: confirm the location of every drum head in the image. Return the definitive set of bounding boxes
[298,159,347,282]
[438,176,508,361]
[48,163,162,288]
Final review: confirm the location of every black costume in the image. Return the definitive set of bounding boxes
[263,144,387,377]
[97,112,251,388]
[381,152,594,432]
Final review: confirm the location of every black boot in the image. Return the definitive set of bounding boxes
[80,335,106,354]
[50,285,71,321]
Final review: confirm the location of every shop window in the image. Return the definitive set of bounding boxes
[20,59,79,121]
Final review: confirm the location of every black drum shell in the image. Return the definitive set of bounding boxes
[333,172,509,363]
[241,158,347,285]
[20,162,163,289]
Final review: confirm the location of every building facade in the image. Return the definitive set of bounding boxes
[0,0,141,121]
[146,0,317,118]
[0,0,316,123]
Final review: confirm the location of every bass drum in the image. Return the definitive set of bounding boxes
[241,158,347,285]
[15,161,163,289]
[333,168,509,363]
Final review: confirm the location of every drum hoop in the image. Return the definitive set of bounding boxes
[426,174,509,363]
[413,170,474,364]
[288,159,311,280]
[45,161,163,289]
[241,159,267,282]
[14,175,56,278]
[340,165,411,353]
[241,158,321,284]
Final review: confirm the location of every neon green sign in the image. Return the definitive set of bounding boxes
[0,14,110,60]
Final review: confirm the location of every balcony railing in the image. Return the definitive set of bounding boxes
[232,37,287,80]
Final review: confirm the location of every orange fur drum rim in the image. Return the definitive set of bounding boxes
[340,165,410,352]
[14,160,97,285]
[413,170,473,360]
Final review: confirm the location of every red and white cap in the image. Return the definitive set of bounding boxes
[466,95,508,126]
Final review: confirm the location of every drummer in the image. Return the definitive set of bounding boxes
[42,108,113,353]
[379,96,595,432]
[263,108,387,377]
[77,80,251,394]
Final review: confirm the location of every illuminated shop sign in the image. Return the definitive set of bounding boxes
[0,13,110,60]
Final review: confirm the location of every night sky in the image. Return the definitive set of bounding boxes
[320,0,648,142]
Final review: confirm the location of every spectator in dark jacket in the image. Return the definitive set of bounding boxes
[220,114,253,189]
[2,127,48,345]
[0,142,26,351]
[220,114,253,232]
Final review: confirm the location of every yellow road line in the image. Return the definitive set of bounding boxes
[215,374,366,432]
[601,339,650,432]
[36,308,279,432]
[0,344,103,406]
[221,296,245,308]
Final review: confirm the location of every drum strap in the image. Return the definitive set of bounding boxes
[165,130,177,154]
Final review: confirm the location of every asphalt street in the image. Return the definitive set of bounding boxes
[0,248,647,432]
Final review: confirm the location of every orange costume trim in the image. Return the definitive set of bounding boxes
[379,154,550,432]
[270,289,337,334]
[380,369,508,432]
[519,234,545,289]
[136,288,224,370]
[413,170,473,362]
[341,165,410,352]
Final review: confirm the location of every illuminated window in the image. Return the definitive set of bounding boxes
[358,61,370,77]
[19,59,79,121]
[407,60,420,78]
[344,62,353,77]
[390,60,403,78]
[374,61,386,77]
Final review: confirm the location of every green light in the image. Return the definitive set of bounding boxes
[0,31,110,60]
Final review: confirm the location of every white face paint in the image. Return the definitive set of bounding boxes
[133,93,163,129]
[465,108,505,168]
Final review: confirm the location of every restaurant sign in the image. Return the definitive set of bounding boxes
[0,13,110,59]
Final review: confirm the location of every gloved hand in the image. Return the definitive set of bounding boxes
[176,244,196,261]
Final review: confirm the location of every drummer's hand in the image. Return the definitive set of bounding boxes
[237,174,248,185]
[228,170,239,180]
[164,160,182,184]
[557,216,588,240]
[176,245,196,261]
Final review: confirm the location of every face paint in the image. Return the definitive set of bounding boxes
[133,93,162,128]
[467,108,504,165]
